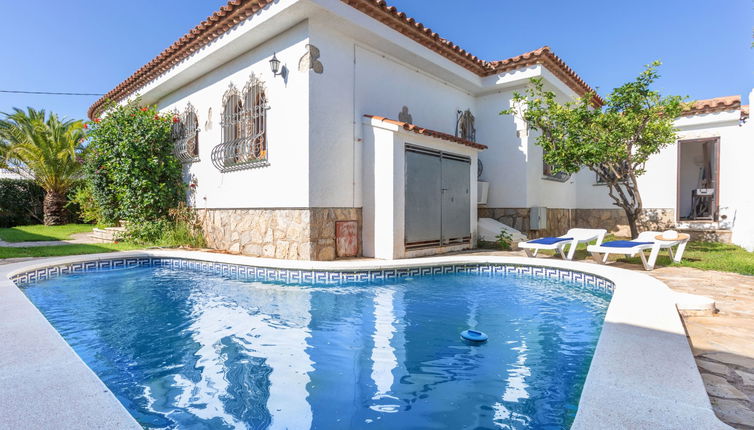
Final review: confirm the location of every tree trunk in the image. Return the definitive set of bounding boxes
[623,209,640,239]
[43,191,67,226]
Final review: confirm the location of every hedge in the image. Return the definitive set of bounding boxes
[0,179,45,228]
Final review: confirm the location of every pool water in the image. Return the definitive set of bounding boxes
[21,266,609,430]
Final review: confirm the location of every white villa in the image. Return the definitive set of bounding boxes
[89,0,754,260]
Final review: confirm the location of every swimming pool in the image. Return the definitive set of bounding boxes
[20,261,610,429]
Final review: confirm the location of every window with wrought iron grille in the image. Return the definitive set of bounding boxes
[542,154,570,182]
[172,103,200,162]
[212,76,269,172]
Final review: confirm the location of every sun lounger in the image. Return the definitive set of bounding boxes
[586,231,690,270]
[519,228,607,260]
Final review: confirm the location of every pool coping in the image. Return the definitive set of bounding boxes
[0,250,732,429]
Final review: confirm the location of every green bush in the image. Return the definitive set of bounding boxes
[67,182,107,225]
[0,179,45,227]
[85,100,184,224]
[126,203,206,248]
[495,230,513,251]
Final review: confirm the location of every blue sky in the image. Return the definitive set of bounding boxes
[2,0,751,121]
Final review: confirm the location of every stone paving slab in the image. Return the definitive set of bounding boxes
[0,232,98,248]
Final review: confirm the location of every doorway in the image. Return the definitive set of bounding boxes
[678,138,720,221]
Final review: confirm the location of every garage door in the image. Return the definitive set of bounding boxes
[405,145,471,248]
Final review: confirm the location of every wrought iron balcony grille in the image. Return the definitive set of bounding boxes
[212,76,269,172]
[172,103,200,162]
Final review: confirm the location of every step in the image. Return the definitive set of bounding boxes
[91,227,126,242]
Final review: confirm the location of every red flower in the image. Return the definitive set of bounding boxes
[83,123,88,129]
[155,114,161,120]
[172,116,180,123]
[140,107,148,112]
[189,183,197,189]
[94,118,101,123]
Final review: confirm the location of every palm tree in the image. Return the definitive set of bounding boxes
[0,108,85,225]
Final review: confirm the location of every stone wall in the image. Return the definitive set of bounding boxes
[574,208,675,236]
[479,207,675,238]
[196,208,361,261]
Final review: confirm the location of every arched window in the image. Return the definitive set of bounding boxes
[222,88,242,145]
[173,103,200,162]
[242,76,267,161]
[212,78,269,172]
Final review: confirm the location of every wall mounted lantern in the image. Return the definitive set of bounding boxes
[269,53,282,77]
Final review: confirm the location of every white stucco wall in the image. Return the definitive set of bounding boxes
[475,91,528,208]
[157,22,311,209]
[574,143,678,211]
[307,17,481,208]
[479,82,582,210]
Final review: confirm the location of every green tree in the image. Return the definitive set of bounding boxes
[502,62,685,238]
[0,108,85,225]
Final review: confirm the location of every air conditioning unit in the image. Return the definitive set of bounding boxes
[477,181,489,205]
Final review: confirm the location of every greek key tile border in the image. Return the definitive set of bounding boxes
[11,257,614,296]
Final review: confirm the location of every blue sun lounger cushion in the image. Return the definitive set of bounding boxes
[600,240,654,248]
[527,237,573,245]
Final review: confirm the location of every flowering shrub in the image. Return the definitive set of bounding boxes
[84,100,184,225]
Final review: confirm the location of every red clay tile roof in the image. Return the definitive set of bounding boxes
[487,46,602,106]
[681,95,741,117]
[365,115,487,150]
[89,0,600,118]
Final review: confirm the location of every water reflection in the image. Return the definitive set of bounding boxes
[369,288,404,413]
[171,283,314,429]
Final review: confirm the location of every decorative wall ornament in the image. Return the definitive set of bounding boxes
[456,109,476,142]
[298,44,323,74]
[398,106,413,123]
[205,107,213,131]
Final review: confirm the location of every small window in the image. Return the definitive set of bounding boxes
[542,152,570,182]
[172,103,200,162]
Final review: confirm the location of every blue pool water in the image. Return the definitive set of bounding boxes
[21,265,609,430]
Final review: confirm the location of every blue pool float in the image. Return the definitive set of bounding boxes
[460,329,488,343]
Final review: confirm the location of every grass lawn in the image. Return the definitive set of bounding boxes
[0,243,143,259]
[619,241,754,276]
[0,224,97,242]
